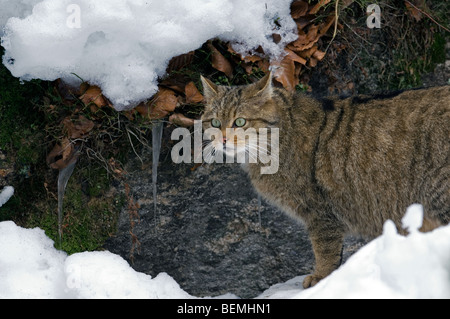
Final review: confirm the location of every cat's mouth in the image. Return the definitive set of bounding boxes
[219,143,246,156]
[206,140,246,158]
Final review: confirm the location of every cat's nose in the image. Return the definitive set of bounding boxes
[222,137,227,144]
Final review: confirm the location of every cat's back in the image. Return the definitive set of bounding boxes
[302,86,449,236]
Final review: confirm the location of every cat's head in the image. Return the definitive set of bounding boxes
[200,73,279,162]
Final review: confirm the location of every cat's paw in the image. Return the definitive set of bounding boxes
[302,274,324,288]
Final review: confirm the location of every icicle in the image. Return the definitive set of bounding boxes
[57,159,77,249]
[257,194,262,228]
[152,121,164,229]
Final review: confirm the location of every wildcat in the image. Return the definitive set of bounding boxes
[200,73,450,288]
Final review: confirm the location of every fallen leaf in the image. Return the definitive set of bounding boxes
[134,103,150,118]
[298,45,318,59]
[285,48,307,65]
[46,138,78,170]
[272,49,304,91]
[167,51,195,73]
[0,168,12,178]
[319,15,336,36]
[137,88,178,120]
[295,16,313,30]
[272,33,282,44]
[208,42,233,78]
[312,49,326,61]
[287,24,321,52]
[169,113,195,127]
[257,59,270,73]
[62,115,95,139]
[184,81,204,104]
[80,85,110,109]
[160,73,191,94]
[405,0,423,22]
[309,0,331,15]
[291,0,309,19]
[123,109,136,121]
[152,88,178,112]
[309,57,318,67]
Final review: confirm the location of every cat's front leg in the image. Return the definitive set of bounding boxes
[303,216,345,288]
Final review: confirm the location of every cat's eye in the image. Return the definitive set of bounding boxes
[211,119,221,128]
[234,118,246,127]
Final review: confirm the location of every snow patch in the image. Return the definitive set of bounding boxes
[1,204,449,299]
[1,0,297,110]
[290,205,450,299]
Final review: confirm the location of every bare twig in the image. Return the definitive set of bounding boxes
[126,128,144,166]
[324,0,340,54]
[404,0,450,33]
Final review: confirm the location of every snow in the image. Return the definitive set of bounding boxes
[0,204,449,299]
[263,205,450,299]
[0,186,14,207]
[0,221,193,299]
[1,0,297,110]
[0,0,41,31]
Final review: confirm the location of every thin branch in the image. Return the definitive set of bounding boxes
[404,0,450,33]
[324,0,340,54]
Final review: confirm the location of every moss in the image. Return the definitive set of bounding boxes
[25,164,124,255]
[0,45,125,254]
[428,32,446,69]
[0,56,47,166]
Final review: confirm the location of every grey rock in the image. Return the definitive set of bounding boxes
[105,147,366,298]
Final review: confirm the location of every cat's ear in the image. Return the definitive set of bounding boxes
[253,72,273,99]
[200,75,218,101]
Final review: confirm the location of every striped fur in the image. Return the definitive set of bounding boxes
[201,74,450,288]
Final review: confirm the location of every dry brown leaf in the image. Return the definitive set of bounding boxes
[153,88,178,112]
[80,85,109,109]
[0,168,12,178]
[160,73,190,94]
[123,109,136,121]
[285,48,307,65]
[288,24,321,52]
[405,1,423,22]
[272,33,282,44]
[309,57,318,67]
[167,51,195,73]
[208,43,233,78]
[309,0,331,15]
[138,88,178,119]
[312,49,326,61]
[257,59,270,73]
[134,103,150,118]
[228,44,265,75]
[295,16,313,30]
[291,0,309,19]
[185,81,204,104]
[290,29,309,46]
[169,113,195,127]
[319,15,336,36]
[272,49,304,91]
[62,115,95,139]
[298,45,318,59]
[46,138,77,170]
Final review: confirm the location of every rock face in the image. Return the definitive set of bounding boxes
[105,147,366,298]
